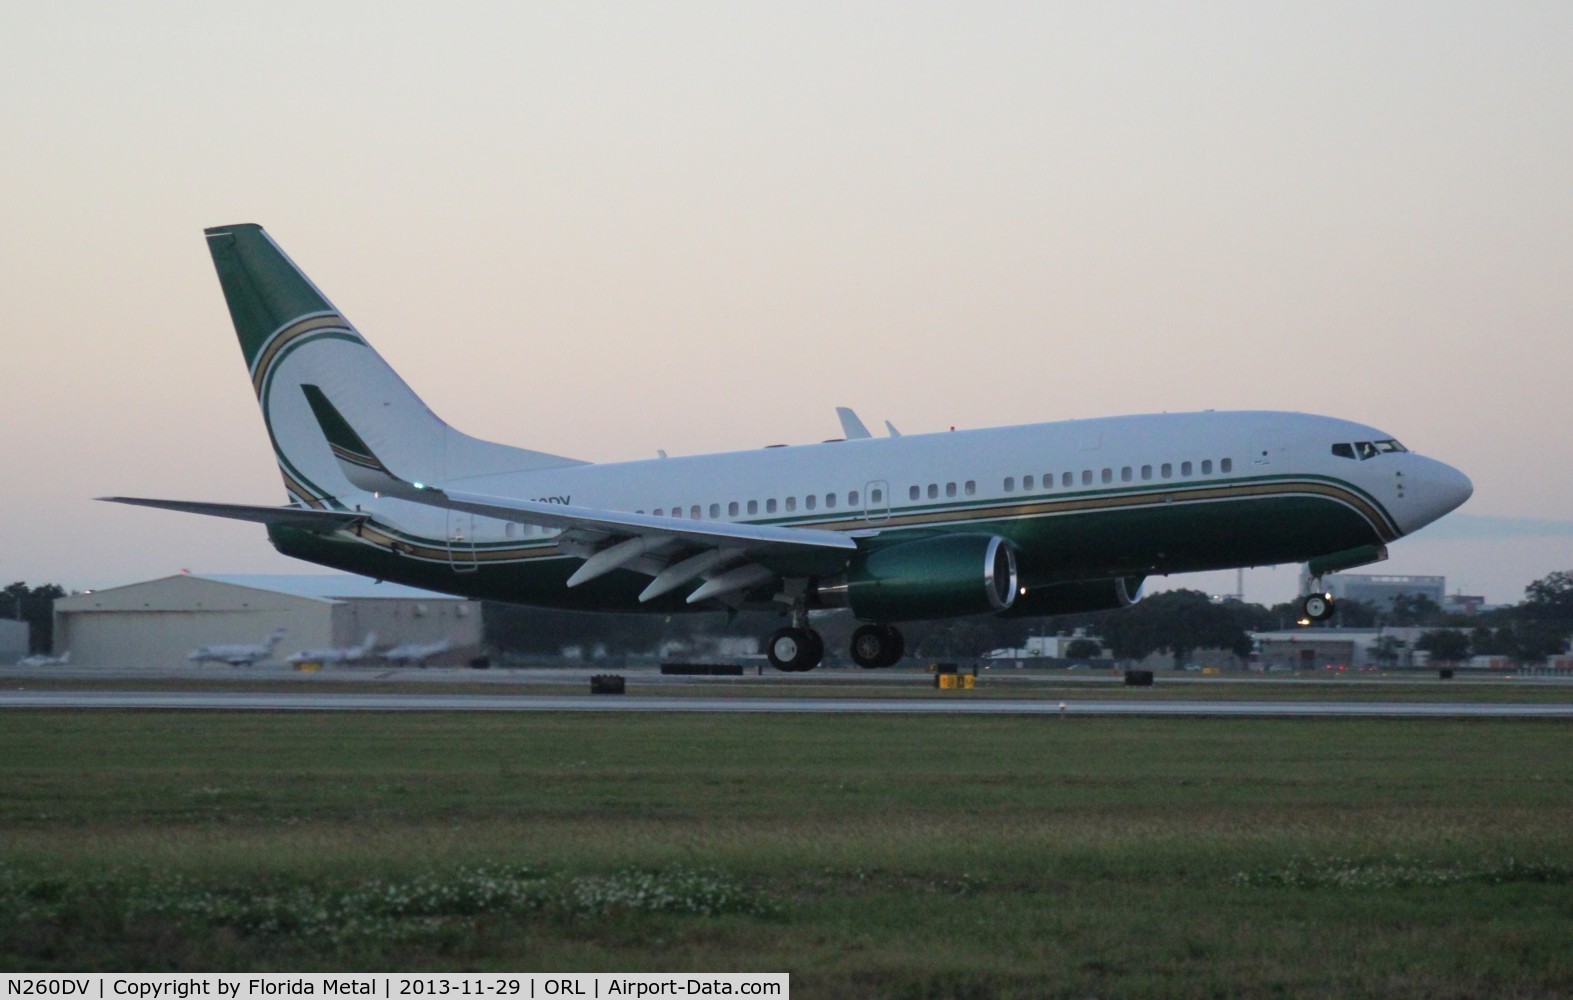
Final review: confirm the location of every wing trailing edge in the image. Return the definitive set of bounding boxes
[99,497,366,532]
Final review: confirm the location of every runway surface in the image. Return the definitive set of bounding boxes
[3,689,1571,716]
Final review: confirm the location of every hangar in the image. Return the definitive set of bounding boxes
[52,574,481,667]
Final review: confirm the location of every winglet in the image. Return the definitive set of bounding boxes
[301,384,422,497]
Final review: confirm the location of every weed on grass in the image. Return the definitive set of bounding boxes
[1233,854,1573,890]
[0,863,776,970]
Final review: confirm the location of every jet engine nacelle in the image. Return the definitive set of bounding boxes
[816,534,1018,622]
[1000,576,1145,618]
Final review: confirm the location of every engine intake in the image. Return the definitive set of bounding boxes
[816,534,1018,622]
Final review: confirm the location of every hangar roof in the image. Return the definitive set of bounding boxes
[58,573,471,611]
[193,574,468,602]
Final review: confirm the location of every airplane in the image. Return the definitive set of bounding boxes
[105,223,1474,672]
[16,651,69,667]
[380,637,452,668]
[285,632,377,667]
[186,627,287,667]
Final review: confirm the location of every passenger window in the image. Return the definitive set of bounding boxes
[946,482,956,498]
[1201,460,1212,475]
[1043,474,1053,489]
[928,484,939,499]
[747,500,758,515]
[1141,465,1152,481]
[826,493,837,509]
[1004,477,1015,492]
[672,507,684,518]
[1220,458,1232,473]
[766,499,777,513]
[691,505,702,519]
[654,508,664,517]
[805,495,816,511]
[1023,475,1034,490]
[849,490,860,506]
[1181,462,1193,476]
[1082,470,1092,485]
[871,488,882,503]
[786,497,797,512]
[910,485,920,501]
[1062,472,1073,487]
[965,481,976,496]
[728,501,739,517]
[1121,467,1133,482]
[1101,469,1112,484]
[710,503,721,518]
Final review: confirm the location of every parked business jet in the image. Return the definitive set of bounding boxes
[187,627,287,667]
[16,651,70,668]
[107,224,1473,671]
[381,637,453,668]
[285,632,377,667]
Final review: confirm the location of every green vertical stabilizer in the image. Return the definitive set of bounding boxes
[205,224,336,369]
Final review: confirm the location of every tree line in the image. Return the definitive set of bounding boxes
[12,569,1572,667]
[3,582,66,654]
[478,570,1573,667]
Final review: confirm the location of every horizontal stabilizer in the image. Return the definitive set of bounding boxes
[99,497,366,532]
[300,384,420,497]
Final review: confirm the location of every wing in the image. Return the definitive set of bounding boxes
[300,384,857,605]
[99,497,367,532]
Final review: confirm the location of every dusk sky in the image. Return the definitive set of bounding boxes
[4,2,1571,605]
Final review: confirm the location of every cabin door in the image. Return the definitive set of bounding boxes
[446,510,478,572]
[864,480,890,523]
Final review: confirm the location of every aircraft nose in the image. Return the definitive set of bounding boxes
[1396,457,1473,535]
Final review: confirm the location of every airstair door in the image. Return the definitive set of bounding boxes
[446,510,478,572]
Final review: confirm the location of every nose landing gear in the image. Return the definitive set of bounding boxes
[1300,574,1336,623]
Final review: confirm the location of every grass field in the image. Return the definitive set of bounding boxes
[2,710,1572,997]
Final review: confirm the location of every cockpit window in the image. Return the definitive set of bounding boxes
[1333,439,1407,460]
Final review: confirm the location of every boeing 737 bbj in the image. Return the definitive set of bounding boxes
[105,224,1473,671]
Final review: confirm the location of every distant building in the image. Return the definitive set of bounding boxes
[1252,626,1464,671]
[1307,572,1447,611]
[0,620,28,664]
[1443,593,1487,616]
[51,573,481,667]
[985,630,1106,661]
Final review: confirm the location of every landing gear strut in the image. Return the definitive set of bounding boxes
[850,624,905,668]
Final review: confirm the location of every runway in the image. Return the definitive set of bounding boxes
[3,689,1571,716]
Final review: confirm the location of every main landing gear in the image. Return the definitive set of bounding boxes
[850,623,904,669]
[764,619,907,672]
[766,626,824,672]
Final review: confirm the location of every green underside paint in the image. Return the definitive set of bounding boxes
[268,491,1385,617]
